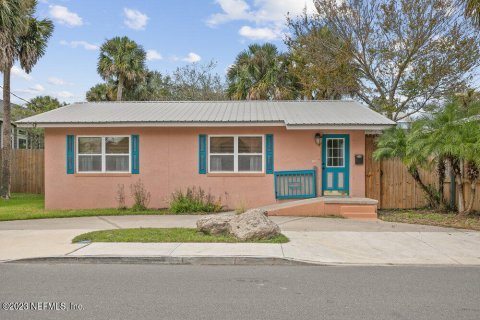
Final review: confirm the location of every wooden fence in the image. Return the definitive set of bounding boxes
[365,135,480,211]
[0,149,44,194]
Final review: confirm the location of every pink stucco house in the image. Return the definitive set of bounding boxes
[18,101,394,217]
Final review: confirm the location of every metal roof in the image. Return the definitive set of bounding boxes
[16,100,395,129]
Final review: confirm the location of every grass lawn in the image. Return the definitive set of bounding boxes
[0,193,176,222]
[72,228,289,244]
[379,209,480,231]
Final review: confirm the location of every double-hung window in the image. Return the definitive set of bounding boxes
[208,135,263,173]
[77,136,130,173]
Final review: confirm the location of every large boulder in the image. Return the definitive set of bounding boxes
[196,213,233,235]
[228,209,280,241]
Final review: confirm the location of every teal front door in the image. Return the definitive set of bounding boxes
[322,134,349,196]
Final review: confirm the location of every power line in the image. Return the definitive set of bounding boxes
[0,85,32,105]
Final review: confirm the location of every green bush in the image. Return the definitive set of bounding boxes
[169,187,223,213]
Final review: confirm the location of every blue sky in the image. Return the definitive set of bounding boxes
[6,0,315,105]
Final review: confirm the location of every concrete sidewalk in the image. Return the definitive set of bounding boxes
[1,215,479,265]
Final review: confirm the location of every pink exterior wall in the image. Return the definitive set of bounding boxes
[44,127,366,210]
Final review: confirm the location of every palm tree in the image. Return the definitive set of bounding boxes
[0,0,53,199]
[97,37,146,101]
[227,43,298,100]
[373,127,441,208]
[409,103,480,214]
[86,83,116,101]
[466,0,480,26]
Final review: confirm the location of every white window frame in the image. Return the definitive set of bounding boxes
[326,138,345,168]
[208,135,264,173]
[76,135,131,173]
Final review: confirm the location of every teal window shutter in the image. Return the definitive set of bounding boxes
[199,134,207,174]
[131,135,139,174]
[66,135,75,174]
[266,134,274,174]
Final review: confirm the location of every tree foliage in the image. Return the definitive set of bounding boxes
[375,99,480,214]
[170,61,226,101]
[97,36,146,101]
[465,0,480,26]
[227,43,299,100]
[285,11,358,100]
[87,62,226,102]
[314,0,480,120]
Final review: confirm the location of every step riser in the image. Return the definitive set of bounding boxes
[267,202,377,219]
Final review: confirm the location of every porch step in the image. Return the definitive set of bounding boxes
[264,197,378,219]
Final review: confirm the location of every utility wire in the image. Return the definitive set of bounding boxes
[0,84,33,105]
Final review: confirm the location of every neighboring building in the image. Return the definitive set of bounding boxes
[17,101,395,213]
[395,113,414,129]
[0,118,41,149]
[1,99,42,149]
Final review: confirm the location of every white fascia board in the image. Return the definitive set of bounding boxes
[285,124,395,130]
[16,121,286,128]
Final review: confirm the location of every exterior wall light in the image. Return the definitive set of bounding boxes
[314,133,322,146]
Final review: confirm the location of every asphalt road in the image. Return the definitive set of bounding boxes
[0,263,479,320]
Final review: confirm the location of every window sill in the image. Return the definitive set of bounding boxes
[206,173,266,177]
[74,173,132,177]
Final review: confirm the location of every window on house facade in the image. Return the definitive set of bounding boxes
[77,136,130,173]
[209,135,263,173]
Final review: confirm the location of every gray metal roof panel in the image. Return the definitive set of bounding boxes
[17,100,395,126]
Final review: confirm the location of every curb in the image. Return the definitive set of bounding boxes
[6,256,315,266]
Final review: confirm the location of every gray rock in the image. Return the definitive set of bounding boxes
[228,209,280,241]
[196,213,233,235]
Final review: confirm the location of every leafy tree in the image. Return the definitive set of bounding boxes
[285,11,358,99]
[86,83,116,102]
[125,70,173,101]
[97,36,146,101]
[227,43,299,100]
[466,0,480,26]
[11,96,63,149]
[0,0,53,199]
[88,62,226,101]
[171,61,226,101]
[314,0,480,120]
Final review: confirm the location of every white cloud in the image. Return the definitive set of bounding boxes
[208,0,316,40]
[183,52,201,63]
[238,26,279,40]
[207,0,251,26]
[123,8,149,30]
[31,84,45,92]
[60,40,99,51]
[17,84,45,95]
[54,91,74,98]
[49,5,83,27]
[47,77,65,85]
[208,0,315,26]
[11,66,32,81]
[146,50,162,61]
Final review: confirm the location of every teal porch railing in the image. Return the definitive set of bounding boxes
[274,169,317,199]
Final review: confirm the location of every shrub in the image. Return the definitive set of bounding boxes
[169,186,223,213]
[116,184,127,210]
[130,179,151,211]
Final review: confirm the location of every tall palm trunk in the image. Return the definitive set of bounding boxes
[116,75,124,101]
[449,157,465,214]
[437,157,447,209]
[465,161,479,214]
[0,66,12,199]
